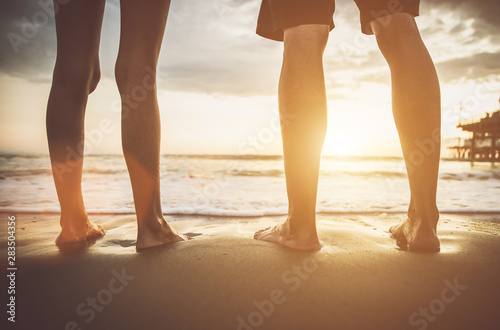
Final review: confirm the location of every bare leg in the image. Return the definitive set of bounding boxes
[371,14,441,252]
[116,0,189,250]
[254,25,329,251]
[47,0,106,244]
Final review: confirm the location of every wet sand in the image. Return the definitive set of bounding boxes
[1,213,499,330]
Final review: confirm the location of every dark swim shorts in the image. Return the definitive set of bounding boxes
[256,0,420,41]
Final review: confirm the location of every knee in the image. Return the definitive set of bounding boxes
[283,24,329,59]
[52,58,100,95]
[372,13,423,56]
[115,58,157,96]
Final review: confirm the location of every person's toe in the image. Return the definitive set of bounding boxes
[96,225,106,235]
[254,226,271,238]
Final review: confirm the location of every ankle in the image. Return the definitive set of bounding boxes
[284,216,318,237]
[137,216,167,232]
[135,206,165,228]
[59,211,89,227]
[406,217,438,236]
[408,206,439,225]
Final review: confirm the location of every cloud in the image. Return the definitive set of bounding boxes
[436,52,500,83]
[0,0,281,95]
[419,1,500,53]
[0,0,57,81]
[158,0,281,96]
[422,0,500,32]
[0,0,499,97]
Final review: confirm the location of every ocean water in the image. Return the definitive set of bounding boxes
[0,154,499,217]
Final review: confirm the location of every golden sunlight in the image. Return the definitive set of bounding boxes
[324,137,354,156]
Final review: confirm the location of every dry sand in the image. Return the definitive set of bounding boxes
[1,213,499,330]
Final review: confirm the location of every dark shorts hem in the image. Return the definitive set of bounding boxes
[256,0,335,42]
[357,0,420,35]
[256,0,420,41]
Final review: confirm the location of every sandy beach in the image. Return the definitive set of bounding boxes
[1,213,499,330]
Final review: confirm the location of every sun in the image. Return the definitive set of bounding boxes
[324,137,354,156]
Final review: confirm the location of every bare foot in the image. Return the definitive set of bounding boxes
[389,218,440,252]
[136,219,191,251]
[254,222,321,251]
[56,218,106,244]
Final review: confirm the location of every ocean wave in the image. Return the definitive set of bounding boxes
[161,154,284,161]
[439,172,500,181]
[2,207,499,217]
[226,169,284,178]
[1,168,497,182]
[216,170,500,181]
[0,169,52,177]
[321,171,408,179]
[84,168,128,175]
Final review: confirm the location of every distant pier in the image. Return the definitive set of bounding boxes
[448,105,500,164]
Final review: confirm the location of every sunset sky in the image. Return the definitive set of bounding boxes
[1,0,499,156]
